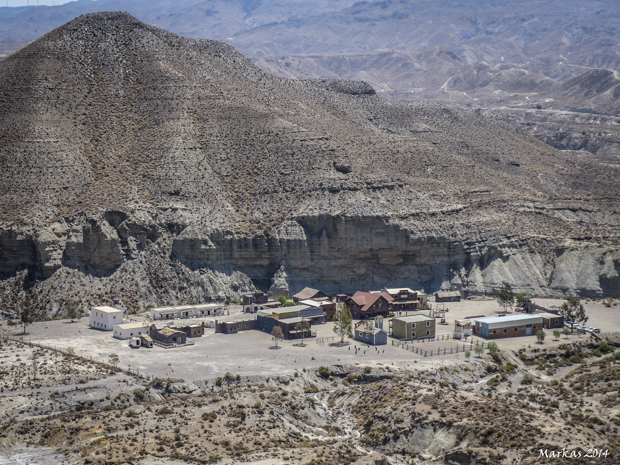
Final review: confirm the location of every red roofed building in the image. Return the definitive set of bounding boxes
[345,291,394,319]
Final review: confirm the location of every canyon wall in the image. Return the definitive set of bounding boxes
[1,213,618,316]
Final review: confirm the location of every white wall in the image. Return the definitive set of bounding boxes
[89,308,123,330]
[113,325,148,340]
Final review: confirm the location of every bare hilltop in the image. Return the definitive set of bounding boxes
[0,12,618,316]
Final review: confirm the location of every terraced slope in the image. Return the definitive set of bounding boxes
[0,12,618,316]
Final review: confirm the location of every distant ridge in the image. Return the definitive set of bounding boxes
[0,12,618,315]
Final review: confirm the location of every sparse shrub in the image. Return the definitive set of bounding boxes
[304,383,319,393]
[133,388,146,402]
[318,366,330,379]
[521,373,534,385]
[364,366,372,374]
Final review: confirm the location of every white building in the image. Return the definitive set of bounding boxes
[150,303,223,320]
[113,322,150,340]
[89,306,124,331]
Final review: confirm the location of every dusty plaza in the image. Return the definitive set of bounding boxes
[13,297,620,381]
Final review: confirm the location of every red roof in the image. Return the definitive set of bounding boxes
[350,291,393,312]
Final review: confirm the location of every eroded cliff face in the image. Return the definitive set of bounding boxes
[1,212,618,317]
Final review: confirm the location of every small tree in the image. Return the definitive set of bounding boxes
[559,297,588,332]
[465,350,471,361]
[333,303,353,343]
[474,345,484,358]
[108,353,120,370]
[295,318,310,345]
[516,292,530,307]
[66,299,83,322]
[224,372,235,385]
[487,342,499,354]
[553,329,561,340]
[19,300,35,334]
[277,295,295,307]
[562,327,571,338]
[271,326,284,348]
[497,282,514,314]
[536,330,546,343]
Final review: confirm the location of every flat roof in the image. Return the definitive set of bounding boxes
[114,322,148,330]
[393,315,434,323]
[535,312,562,319]
[91,306,123,314]
[474,314,543,329]
[385,288,416,294]
[151,303,222,312]
[279,317,304,324]
[266,305,309,314]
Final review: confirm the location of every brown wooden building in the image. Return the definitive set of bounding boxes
[346,291,393,319]
[174,323,205,338]
[150,325,187,345]
[292,287,330,303]
[435,290,461,302]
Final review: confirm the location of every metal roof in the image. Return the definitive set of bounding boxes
[535,312,562,319]
[393,315,434,323]
[279,317,305,324]
[435,291,461,298]
[474,314,543,329]
[114,322,148,330]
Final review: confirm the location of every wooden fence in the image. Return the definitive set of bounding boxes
[1,332,146,379]
[392,337,487,357]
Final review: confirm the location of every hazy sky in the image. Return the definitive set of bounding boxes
[4,0,75,6]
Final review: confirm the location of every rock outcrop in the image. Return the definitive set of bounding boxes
[0,12,618,316]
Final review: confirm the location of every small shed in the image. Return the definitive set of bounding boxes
[292,287,329,303]
[536,312,564,329]
[354,318,387,345]
[150,325,187,345]
[113,322,149,340]
[221,321,239,334]
[174,323,205,337]
[454,319,472,339]
[435,291,461,302]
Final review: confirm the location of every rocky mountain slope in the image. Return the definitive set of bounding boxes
[0,12,619,316]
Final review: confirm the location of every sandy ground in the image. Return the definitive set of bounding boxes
[6,298,618,383]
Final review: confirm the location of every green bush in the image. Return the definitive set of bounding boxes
[597,341,614,355]
[318,366,330,379]
[364,366,372,374]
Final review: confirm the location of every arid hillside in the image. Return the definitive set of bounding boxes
[0,12,619,316]
[0,335,619,464]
